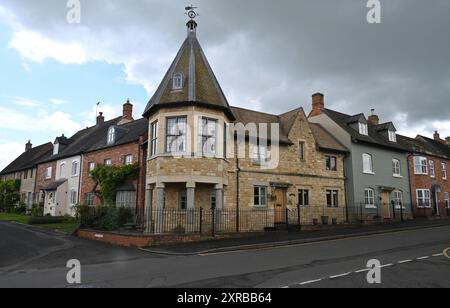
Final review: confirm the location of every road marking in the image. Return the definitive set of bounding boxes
[432,253,443,257]
[398,259,413,264]
[299,279,322,285]
[355,268,370,273]
[281,286,289,289]
[329,272,351,279]
[380,264,393,268]
[416,256,430,260]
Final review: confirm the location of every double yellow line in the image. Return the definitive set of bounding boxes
[444,248,450,259]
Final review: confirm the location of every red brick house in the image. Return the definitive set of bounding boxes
[398,132,450,218]
[79,102,148,219]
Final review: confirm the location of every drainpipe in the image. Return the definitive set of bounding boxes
[343,153,349,223]
[78,155,83,205]
[406,153,415,219]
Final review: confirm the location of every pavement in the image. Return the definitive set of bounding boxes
[0,220,449,288]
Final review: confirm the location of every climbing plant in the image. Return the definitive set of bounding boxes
[90,163,139,206]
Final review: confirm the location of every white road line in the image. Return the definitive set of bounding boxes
[329,272,351,279]
[432,253,444,257]
[299,279,322,285]
[417,256,430,260]
[380,264,393,268]
[355,269,370,273]
[281,286,289,289]
[398,259,413,264]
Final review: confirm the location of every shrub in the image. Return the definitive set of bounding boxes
[28,216,65,225]
[118,207,134,226]
[13,202,27,215]
[31,204,44,217]
[96,206,119,231]
[76,205,135,231]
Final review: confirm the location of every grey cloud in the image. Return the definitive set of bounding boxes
[1,0,449,137]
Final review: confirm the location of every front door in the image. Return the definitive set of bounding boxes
[381,191,391,219]
[274,188,286,224]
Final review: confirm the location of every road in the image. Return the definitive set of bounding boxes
[0,221,449,288]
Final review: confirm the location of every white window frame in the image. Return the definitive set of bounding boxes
[88,162,95,177]
[252,144,267,165]
[359,122,368,135]
[59,162,66,178]
[441,162,447,180]
[172,73,184,90]
[362,153,374,174]
[326,155,337,171]
[198,117,217,156]
[393,190,404,209]
[53,143,59,155]
[46,166,52,179]
[429,160,435,178]
[70,189,78,205]
[254,186,267,208]
[150,120,158,157]
[298,189,309,207]
[104,159,112,166]
[124,155,133,165]
[445,192,450,209]
[388,130,397,142]
[116,191,136,209]
[365,188,376,208]
[166,117,187,153]
[414,156,428,175]
[71,160,79,177]
[107,127,115,144]
[392,159,401,177]
[416,189,431,208]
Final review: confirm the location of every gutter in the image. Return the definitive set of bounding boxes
[406,153,415,218]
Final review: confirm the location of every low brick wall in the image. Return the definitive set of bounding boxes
[77,229,258,248]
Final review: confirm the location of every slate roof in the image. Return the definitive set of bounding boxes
[42,179,67,191]
[309,123,349,153]
[397,134,450,159]
[143,30,235,120]
[323,108,408,152]
[0,142,53,175]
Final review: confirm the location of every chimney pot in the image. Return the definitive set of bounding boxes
[25,140,32,152]
[368,109,380,125]
[97,112,105,126]
[122,99,134,121]
[434,131,441,141]
[310,92,325,117]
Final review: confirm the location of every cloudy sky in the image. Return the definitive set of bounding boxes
[0,0,449,170]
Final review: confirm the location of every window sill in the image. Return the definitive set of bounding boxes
[363,171,375,175]
[393,175,403,178]
[365,205,377,209]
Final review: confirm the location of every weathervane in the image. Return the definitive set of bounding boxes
[185,5,198,20]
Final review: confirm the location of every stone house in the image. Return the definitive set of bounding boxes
[398,132,450,218]
[309,94,413,221]
[142,19,349,232]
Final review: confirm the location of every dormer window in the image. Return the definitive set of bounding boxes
[173,73,184,90]
[388,130,397,142]
[107,127,115,144]
[359,123,368,136]
[53,143,59,155]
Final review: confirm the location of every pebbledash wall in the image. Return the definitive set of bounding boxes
[80,141,147,217]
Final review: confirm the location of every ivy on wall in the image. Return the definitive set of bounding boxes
[90,163,139,206]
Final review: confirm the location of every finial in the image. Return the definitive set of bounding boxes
[185,5,199,34]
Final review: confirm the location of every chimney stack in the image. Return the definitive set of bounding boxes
[97,112,105,126]
[310,93,324,117]
[368,109,380,125]
[434,131,441,142]
[25,140,32,152]
[122,99,134,121]
[446,137,450,147]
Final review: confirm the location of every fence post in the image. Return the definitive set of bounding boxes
[285,208,289,230]
[297,204,301,231]
[211,208,215,237]
[236,208,240,233]
[391,201,396,220]
[199,207,203,235]
[400,203,404,222]
[360,202,363,224]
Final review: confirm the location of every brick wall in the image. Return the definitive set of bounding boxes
[35,161,57,203]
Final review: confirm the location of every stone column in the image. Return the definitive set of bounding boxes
[186,182,196,232]
[144,186,153,233]
[154,183,165,234]
[214,184,224,232]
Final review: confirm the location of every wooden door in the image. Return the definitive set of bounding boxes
[274,188,286,224]
[381,191,391,219]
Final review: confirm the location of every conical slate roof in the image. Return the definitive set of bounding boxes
[143,24,235,120]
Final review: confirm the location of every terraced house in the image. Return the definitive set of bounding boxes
[309,95,413,222]
[398,132,450,218]
[142,19,349,232]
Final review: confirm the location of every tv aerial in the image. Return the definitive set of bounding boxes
[185,5,199,20]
